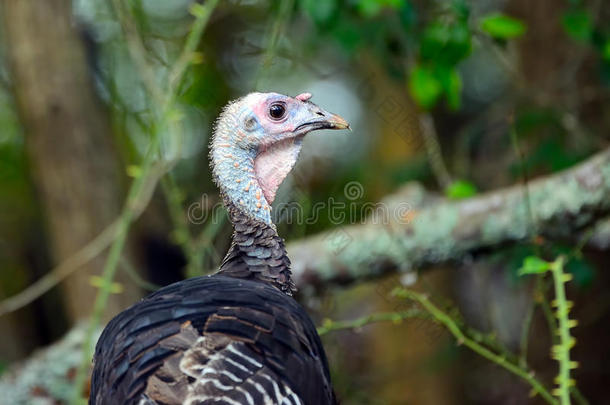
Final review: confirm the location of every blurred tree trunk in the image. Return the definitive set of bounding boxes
[2,0,141,322]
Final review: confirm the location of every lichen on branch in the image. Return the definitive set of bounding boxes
[289,148,610,287]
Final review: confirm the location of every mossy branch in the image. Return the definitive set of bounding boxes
[289,148,610,287]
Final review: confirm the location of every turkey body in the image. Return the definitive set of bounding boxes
[90,275,335,405]
[90,92,348,405]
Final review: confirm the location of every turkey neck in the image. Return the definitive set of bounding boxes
[217,200,295,294]
[210,101,298,294]
[211,137,294,294]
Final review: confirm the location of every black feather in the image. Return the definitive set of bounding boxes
[90,276,335,405]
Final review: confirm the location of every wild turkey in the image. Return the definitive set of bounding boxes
[90,92,349,405]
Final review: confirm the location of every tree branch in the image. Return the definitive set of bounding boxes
[289,148,610,287]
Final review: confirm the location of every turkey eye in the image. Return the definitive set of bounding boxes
[268,103,286,120]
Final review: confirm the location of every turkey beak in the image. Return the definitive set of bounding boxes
[324,112,351,130]
[295,107,351,133]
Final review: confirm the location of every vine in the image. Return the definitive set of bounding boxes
[391,287,559,405]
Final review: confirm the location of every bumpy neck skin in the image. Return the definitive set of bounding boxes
[210,103,273,225]
[211,101,295,294]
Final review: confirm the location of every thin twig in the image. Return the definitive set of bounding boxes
[161,175,228,278]
[519,292,536,368]
[550,256,574,405]
[537,276,559,344]
[191,210,228,274]
[161,176,199,277]
[0,221,117,317]
[570,387,590,405]
[120,257,160,292]
[534,275,588,405]
[71,136,162,405]
[0,161,168,318]
[254,0,294,90]
[419,114,453,190]
[110,0,164,107]
[317,309,431,336]
[509,125,538,238]
[150,0,223,279]
[168,0,219,94]
[70,1,220,402]
[570,227,595,260]
[393,288,559,405]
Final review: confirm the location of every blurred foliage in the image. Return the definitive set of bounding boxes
[518,256,552,275]
[479,12,526,39]
[561,8,593,42]
[445,179,477,199]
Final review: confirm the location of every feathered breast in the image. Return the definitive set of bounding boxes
[90,275,335,405]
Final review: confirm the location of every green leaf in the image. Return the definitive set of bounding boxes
[446,179,476,199]
[420,22,472,66]
[603,40,610,62]
[89,276,124,294]
[356,0,402,18]
[561,9,593,42]
[408,65,442,109]
[480,13,527,39]
[420,23,450,60]
[331,20,362,53]
[452,0,470,21]
[302,0,337,25]
[188,3,206,18]
[436,66,463,110]
[518,256,551,275]
[126,165,142,178]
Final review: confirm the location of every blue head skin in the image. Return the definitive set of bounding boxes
[210,92,349,225]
